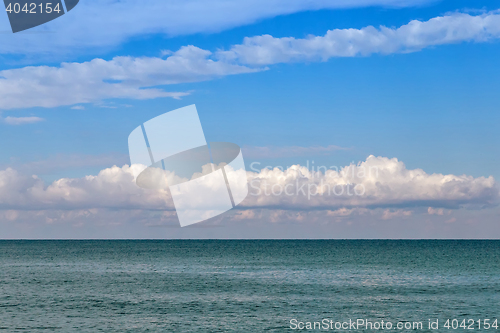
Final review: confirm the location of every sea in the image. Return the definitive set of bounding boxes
[0,240,499,332]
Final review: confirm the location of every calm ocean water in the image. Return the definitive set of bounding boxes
[0,240,499,332]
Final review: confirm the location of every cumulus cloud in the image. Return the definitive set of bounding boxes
[0,155,498,239]
[0,46,257,109]
[0,165,173,211]
[218,11,500,65]
[0,0,434,55]
[0,156,496,215]
[243,155,498,210]
[2,116,45,125]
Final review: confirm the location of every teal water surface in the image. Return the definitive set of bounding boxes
[0,240,499,332]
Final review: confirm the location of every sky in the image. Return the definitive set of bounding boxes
[0,0,499,238]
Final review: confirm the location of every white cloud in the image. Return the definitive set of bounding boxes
[0,156,496,214]
[381,209,412,220]
[428,207,449,215]
[2,116,45,125]
[1,206,497,238]
[2,11,500,109]
[218,11,500,65]
[70,105,85,110]
[0,0,434,55]
[243,155,498,210]
[0,165,173,211]
[1,156,499,238]
[0,46,257,109]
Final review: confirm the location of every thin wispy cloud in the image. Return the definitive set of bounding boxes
[217,11,500,65]
[0,0,435,55]
[2,116,45,125]
[0,46,257,109]
[1,11,500,110]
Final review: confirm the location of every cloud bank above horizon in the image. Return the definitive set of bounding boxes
[0,155,496,214]
[0,153,497,238]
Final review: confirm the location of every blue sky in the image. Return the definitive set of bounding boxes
[0,0,499,238]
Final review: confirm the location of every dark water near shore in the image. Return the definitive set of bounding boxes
[0,240,499,332]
